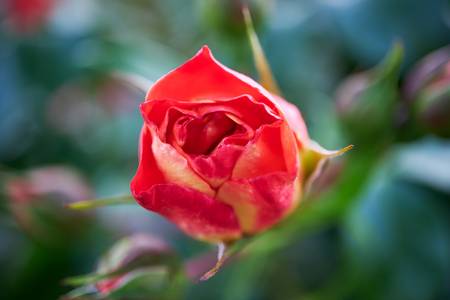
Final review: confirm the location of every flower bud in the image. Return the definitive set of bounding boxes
[5,166,93,245]
[64,234,185,300]
[404,46,450,137]
[336,44,403,144]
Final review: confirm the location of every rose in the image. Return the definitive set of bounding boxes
[6,0,55,33]
[130,46,310,243]
[5,166,93,245]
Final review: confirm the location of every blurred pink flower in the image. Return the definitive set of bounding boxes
[6,166,92,204]
[6,0,56,33]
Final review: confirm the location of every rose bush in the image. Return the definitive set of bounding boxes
[130,46,311,243]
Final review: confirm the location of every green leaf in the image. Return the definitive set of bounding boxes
[243,5,281,95]
[340,43,404,144]
[67,195,135,211]
[64,272,114,287]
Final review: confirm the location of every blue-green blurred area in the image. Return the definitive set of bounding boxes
[1,0,449,299]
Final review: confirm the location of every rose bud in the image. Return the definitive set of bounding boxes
[130,45,313,243]
[63,234,184,300]
[5,166,93,244]
[336,44,403,144]
[403,46,450,137]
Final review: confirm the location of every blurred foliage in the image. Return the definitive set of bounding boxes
[0,0,450,300]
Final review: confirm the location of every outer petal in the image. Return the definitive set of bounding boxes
[140,95,281,188]
[271,94,309,146]
[145,46,309,146]
[216,121,301,233]
[135,184,241,242]
[130,126,165,194]
[130,125,214,197]
[131,126,241,242]
[232,121,299,179]
[217,172,300,234]
[150,126,214,197]
[146,46,279,113]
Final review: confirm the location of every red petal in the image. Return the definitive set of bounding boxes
[139,96,282,187]
[140,95,279,137]
[271,94,309,146]
[215,121,301,233]
[232,121,299,179]
[96,276,124,295]
[145,46,309,146]
[217,172,300,234]
[145,46,280,113]
[130,125,214,198]
[190,143,243,188]
[134,184,241,242]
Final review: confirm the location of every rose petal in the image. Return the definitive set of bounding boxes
[135,184,241,242]
[190,144,244,188]
[140,95,279,137]
[146,46,279,113]
[145,46,309,145]
[216,172,300,234]
[130,125,214,197]
[271,94,309,146]
[232,121,299,179]
[215,120,301,233]
[139,96,283,187]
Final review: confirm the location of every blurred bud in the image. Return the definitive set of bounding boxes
[64,234,185,300]
[404,46,450,137]
[336,43,403,144]
[47,73,144,138]
[5,0,56,34]
[6,166,92,204]
[5,166,93,245]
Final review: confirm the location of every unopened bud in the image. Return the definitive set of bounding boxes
[404,46,450,137]
[336,44,403,144]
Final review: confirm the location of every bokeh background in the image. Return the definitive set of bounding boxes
[1,0,450,299]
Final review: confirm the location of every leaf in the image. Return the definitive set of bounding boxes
[64,272,114,287]
[67,195,135,210]
[106,267,171,299]
[243,5,281,95]
[374,41,404,81]
[302,141,354,194]
[60,285,99,300]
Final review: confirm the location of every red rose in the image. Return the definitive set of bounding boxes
[130,46,310,242]
[6,0,55,33]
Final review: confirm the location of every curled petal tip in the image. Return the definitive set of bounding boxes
[199,45,213,56]
[308,141,354,158]
[326,144,354,158]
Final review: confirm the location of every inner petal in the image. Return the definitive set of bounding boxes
[180,112,238,155]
